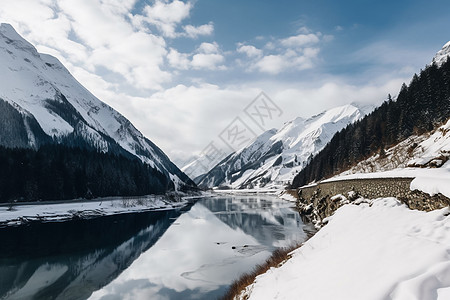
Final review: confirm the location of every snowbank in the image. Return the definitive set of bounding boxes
[279,192,298,202]
[0,196,189,227]
[240,198,450,300]
[410,162,450,199]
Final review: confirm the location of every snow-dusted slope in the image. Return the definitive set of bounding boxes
[432,41,450,66]
[328,118,450,199]
[181,152,227,182]
[337,118,450,176]
[198,104,368,189]
[0,23,193,189]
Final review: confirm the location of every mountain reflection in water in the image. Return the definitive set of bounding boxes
[0,195,310,300]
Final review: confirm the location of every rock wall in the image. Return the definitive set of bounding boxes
[287,178,450,228]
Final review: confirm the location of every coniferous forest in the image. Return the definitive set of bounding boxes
[292,59,450,188]
[0,144,176,203]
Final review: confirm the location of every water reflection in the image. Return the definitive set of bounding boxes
[90,195,308,300]
[0,209,185,300]
[0,195,309,300]
[203,196,305,248]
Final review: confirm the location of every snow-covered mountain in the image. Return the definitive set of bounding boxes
[181,152,227,183]
[0,23,193,190]
[432,41,450,67]
[198,104,369,189]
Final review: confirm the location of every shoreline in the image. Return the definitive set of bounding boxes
[0,192,207,228]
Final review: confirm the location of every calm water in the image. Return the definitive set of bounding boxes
[0,195,311,300]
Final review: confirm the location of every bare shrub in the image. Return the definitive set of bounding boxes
[220,243,302,300]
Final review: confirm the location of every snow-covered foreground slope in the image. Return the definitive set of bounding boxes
[240,198,450,300]
[199,104,369,190]
[0,23,193,189]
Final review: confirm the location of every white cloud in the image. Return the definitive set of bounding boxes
[253,54,287,74]
[167,48,190,70]
[143,0,192,38]
[166,42,226,71]
[197,42,220,54]
[191,42,225,70]
[237,45,263,58]
[191,53,225,70]
[183,22,214,38]
[280,33,320,48]
[238,30,329,74]
[252,47,320,74]
[100,84,262,163]
[264,41,276,50]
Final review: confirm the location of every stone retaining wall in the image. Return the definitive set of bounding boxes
[299,178,414,200]
[287,177,450,227]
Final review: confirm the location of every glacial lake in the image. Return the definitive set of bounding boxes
[0,195,312,300]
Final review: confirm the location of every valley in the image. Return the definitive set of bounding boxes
[0,1,449,299]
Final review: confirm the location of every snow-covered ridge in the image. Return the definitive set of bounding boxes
[198,104,369,190]
[0,23,192,188]
[432,40,450,67]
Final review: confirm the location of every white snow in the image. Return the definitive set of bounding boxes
[433,40,450,66]
[0,196,189,227]
[410,163,450,199]
[278,192,297,202]
[240,198,450,300]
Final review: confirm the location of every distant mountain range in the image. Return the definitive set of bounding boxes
[196,104,372,189]
[0,23,194,201]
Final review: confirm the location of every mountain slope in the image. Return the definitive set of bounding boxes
[292,41,450,188]
[198,104,368,189]
[0,23,194,193]
[335,118,450,176]
[432,41,450,67]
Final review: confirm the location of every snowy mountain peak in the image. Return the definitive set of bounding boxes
[305,104,361,127]
[197,103,368,189]
[0,23,38,57]
[0,23,194,190]
[432,41,450,67]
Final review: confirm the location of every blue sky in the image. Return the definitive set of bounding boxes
[1,0,449,165]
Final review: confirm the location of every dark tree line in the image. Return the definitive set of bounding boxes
[0,144,175,203]
[292,58,450,187]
